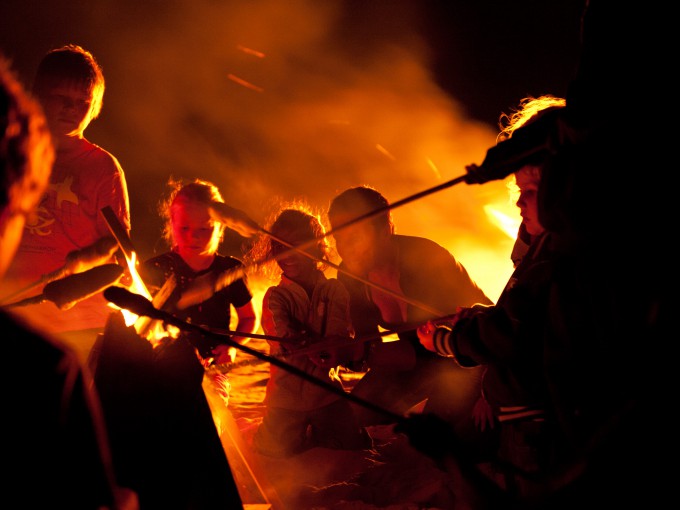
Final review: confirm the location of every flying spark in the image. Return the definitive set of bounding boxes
[236,44,265,58]
[227,74,264,93]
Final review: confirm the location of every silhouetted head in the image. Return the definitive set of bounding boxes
[501,96,566,238]
[328,185,394,235]
[1,55,54,277]
[33,44,105,119]
[328,185,394,276]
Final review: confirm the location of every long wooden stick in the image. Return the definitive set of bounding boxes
[208,312,459,373]
[106,286,404,423]
[204,182,477,317]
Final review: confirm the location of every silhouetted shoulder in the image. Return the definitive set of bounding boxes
[394,234,492,313]
[212,254,245,271]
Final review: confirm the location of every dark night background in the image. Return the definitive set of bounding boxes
[0,0,586,300]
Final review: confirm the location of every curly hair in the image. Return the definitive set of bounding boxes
[499,95,566,201]
[497,94,566,143]
[247,199,329,281]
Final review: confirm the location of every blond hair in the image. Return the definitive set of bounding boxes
[33,44,105,120]
[158,177,226,246]
[501,95,566,199]
[498,95,566,143]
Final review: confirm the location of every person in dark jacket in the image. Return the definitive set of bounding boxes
[328,185,493,456]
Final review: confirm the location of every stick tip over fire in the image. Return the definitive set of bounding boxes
[208,202,261,238]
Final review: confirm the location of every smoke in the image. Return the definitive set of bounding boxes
[1,2,555,503]
[1,0,523,301]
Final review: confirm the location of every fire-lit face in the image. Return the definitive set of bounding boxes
[39,83,94,139]
[329,212,382,277]
[271,230,317,282]
[171,201,221,261]
[514,165,544,237]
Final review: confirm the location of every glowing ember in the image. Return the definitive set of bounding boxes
[427,158,441,179]
[236,44,265,58]
[375,144,396,161]
[227,74,264,93]
[378,325,400,343]
[328,366,342,383]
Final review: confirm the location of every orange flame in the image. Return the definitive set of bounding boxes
[484,205,521,239]
[106,252,174,349]
[114,251,152,326]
